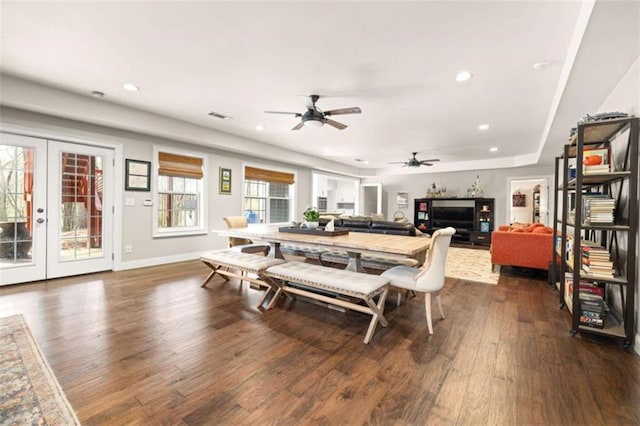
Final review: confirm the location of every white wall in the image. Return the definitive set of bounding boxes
[0,106,314,270]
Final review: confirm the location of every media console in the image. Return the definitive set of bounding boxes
[414,197,495,245]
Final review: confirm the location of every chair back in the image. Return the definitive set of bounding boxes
[223,216,252,247]
[413,227,455,292]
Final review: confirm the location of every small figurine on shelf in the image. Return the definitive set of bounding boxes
[426,182,447,198]
[467,175,484,198]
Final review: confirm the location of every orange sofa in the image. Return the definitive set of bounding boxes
[490,223,555,271]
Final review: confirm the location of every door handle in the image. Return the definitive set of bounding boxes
[37,208,44,213]
[37,218,45,224]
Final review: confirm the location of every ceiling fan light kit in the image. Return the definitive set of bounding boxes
[266,94,361,131]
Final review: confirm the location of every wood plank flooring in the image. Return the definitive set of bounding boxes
[1,260,639,425]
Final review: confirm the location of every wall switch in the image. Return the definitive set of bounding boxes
[125,245,132,254]
[143,199,153,206]
[125,198,135,206]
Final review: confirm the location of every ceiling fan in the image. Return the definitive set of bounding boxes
[265,94,361,130]
[390,152,440,168]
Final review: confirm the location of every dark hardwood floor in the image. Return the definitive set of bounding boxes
[1,261,639,425]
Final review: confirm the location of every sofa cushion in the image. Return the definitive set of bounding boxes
[532,226,553,234]
[341,218,372,228]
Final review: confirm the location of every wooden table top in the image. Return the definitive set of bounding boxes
[214,225,431,257]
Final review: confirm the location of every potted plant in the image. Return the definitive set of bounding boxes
[303,207,320,229]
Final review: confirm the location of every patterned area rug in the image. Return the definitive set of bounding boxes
[445,247,499,285]
[0,314,80,425]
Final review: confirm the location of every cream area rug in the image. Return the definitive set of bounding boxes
[0,314,80,425]
[445,247,499,285]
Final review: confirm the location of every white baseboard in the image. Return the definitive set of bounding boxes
[116,251,202,271]
[635,332,640,356]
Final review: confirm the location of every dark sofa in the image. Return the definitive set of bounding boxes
[319,217,416,236]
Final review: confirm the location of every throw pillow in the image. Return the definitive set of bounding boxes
[532,226,553,234]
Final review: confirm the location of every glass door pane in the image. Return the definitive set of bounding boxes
[59,152,104,260]
[0,133,47,286]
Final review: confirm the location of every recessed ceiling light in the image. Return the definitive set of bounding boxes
[255,125,265,131]
[91,90,105,98]
[478,124,490,131]
[490,147,499,152]
[122,82,139,92]
[455,71,473,82]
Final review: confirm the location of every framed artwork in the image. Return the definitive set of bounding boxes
[480,222,490,233]
[396,192,409,209]
[219,167,232,194]
[512,193,526,207]
[125,159,151,191]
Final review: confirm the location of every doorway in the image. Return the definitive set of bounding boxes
[0,133,114,285]
[507,176,552,225]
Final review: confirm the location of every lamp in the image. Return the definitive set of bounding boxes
[301,110,325,127]
[303,117,324,127]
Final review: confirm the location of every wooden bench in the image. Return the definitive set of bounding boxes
[200,250,287,309]
[264,261,390,344]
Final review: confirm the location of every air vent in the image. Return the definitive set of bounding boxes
[208,111,233,120]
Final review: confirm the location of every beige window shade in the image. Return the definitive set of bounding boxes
[158,152,204,178]
[245,166,295,185]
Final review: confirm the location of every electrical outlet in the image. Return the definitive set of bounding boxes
[125,245,132,254]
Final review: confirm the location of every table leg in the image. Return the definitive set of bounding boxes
[267,242,284,259]
[345,251,364,273]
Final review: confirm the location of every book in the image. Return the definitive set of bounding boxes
[582,147,611,174]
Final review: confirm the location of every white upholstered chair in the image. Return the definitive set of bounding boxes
[223,216,269,255]
[381,227,455,335]
[223,216,270,285]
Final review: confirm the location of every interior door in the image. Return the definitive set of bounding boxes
[0,134,47,285]
[46,141,114,279]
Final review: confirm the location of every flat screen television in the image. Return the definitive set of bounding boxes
[431,206,474,231]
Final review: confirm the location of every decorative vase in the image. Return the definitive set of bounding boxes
[304,221,319,229]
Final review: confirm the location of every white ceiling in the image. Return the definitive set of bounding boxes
[1,1,638,175]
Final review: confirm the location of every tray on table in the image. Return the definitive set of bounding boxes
[278,226,349,237]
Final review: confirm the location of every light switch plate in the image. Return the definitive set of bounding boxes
[125,198,135,206]
[143,199,153,206]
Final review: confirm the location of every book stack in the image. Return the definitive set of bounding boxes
[579,293,607,329]
[584,163,610,175]
[582,147,611,175]
[583,195,615,224]
[582,245,614,278]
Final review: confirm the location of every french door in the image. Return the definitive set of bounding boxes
[0,133,114,285]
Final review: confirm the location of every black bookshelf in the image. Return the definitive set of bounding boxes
[413,197,494,245]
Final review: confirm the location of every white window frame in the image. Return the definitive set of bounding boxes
[242,163,296,225]
[152,146,208,238]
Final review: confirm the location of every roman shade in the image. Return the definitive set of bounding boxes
[158,152,203,179]
[244,166,294,185]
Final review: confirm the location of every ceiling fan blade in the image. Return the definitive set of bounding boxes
[265,111,300,115]
[419,159,440,163]
[421,163,434,167]
[324,118,347,130]
[324,106,362,116]
[292,122,305,130]
[388,161,407,164]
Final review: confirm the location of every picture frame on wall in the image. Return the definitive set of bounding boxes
[396,192,409,209]
[125,159,151,191]
[512,193,526,207]
[219,167,232,194]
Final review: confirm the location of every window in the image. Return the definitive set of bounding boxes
[153,149,207,237]
[243,166,294,224]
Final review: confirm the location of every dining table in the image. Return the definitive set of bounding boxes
[213,224,431,272]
